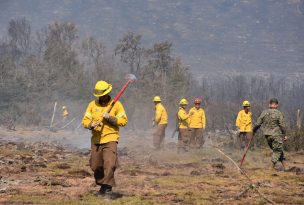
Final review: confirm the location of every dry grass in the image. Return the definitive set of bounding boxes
[1,129,304,205]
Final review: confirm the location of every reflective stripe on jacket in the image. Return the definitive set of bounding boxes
[82,100,128,144]
[189,107,206,129]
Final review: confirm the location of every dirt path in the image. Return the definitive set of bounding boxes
[0,128,303,205]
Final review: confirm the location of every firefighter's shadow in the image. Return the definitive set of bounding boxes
[110,192,124,199]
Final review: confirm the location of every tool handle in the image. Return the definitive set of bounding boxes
[104,80,131,117]
[113,80,131,102]
[95,80,132,128]
[240,133,254,167]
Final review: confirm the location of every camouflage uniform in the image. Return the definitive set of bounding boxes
[253,109,287,164]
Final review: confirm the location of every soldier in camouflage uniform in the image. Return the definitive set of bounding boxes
[253,98,288,170]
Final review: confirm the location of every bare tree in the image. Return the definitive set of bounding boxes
[8,17,31,54]
[115,32,144,76]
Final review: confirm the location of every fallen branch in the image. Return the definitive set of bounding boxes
[212,145,278,205]
[75,122,82,129]
[59,118,76,129]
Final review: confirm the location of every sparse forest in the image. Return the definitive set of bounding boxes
[0,17,303,143]
[1,14,304,205]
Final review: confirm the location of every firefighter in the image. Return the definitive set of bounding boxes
[236,100,252,149]
[152,96,168,150]
[189,98,206,148]
[82,80,128,198]
[62,106,69,120]
[177,98,190,153]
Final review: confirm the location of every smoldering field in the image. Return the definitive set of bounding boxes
[0,127,304,205]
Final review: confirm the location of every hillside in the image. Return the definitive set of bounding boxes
[0,0,304,75]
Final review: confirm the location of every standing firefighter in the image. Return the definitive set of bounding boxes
[253,98,288,170]
[62,106,69,120]
[236,100,252,149]
[153,96,168,150]
[189,98,206,148]
[177,98,190,153]
[82,80,128,197]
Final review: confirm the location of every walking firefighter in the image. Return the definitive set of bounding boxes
[82,75,135,198]
[253,98,288,170]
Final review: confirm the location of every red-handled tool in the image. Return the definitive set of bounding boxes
[112,74,137,103]
[95,74,137,128]
[240,133,254,167]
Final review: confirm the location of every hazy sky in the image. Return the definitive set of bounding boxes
[0,0,303,75]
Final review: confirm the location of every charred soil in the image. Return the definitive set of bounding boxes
[0,128,303,205]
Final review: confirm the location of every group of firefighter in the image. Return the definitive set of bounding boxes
[81,80,288,199]
[152,96,206,153]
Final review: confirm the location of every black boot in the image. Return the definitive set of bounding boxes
[96,184,112,196]
[103,184,117,200]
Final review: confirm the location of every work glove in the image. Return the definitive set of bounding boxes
[102,112,117,126]
[252,125,260,135]
[107,116,117,126]
[88,120,102,131]
[102,112,110,119]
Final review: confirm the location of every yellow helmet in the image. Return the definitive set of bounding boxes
[62,106,67,110]
[93,80,112,97]
[179,98,188,105]
[242,100,251,107]
[153,96,161,102]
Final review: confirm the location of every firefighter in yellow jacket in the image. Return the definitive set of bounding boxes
[236,100,252,149]
[82,80,128,197]
[153,96,168,149]
[177,98,190,153]
[189,98,206,148]
[62,106,69,120]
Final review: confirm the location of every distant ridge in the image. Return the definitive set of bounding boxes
[0,0,303,75]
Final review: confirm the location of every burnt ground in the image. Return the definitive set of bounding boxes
[0,128,304,205]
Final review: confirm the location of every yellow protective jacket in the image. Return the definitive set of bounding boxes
[189,107,206,129]
[154,103,168,125]
[82,100,128,144]
[236,110,252,132]
[62,110,69,118]
[178,107,189,129]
